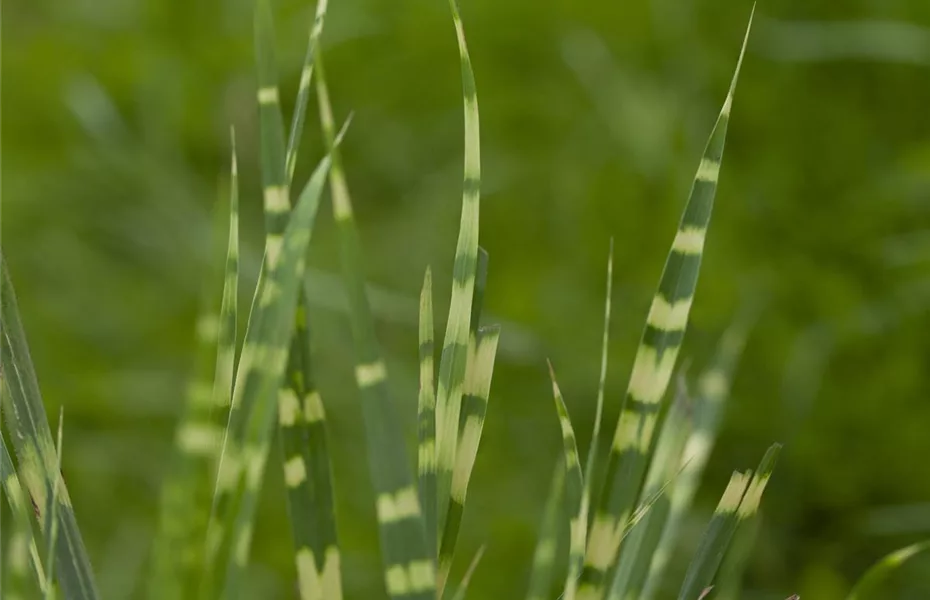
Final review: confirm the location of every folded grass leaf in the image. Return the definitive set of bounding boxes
[0,258,100,600]
[847,540,930,600]
[579,11,754,598]
[315,49,434,600]
[525,462,565,600]
[435,0,483,539]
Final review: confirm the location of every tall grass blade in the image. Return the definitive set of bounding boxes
[1,431,47,594]
[642,313,755,600]
[449,545,486,600]
[0,258,100,599]
[714,509,761,600]
[285,0,330,184]
[847,540,930,600]
[547,362,586,600]
[438,323,500,593]
[42,409,65,599]
[579,11,754,598]
[435,0,483,538]
[525,462,565,600]
[315,51,434,600]
[417,268,438,560]
[149,128,240,600]
[608,375,693,600]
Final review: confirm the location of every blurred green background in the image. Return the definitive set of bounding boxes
[4,0,930,597]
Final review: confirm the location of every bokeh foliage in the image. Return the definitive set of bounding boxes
[3,0,930,598]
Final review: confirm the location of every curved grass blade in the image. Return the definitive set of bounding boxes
[678,443,779,600]
[847,540,930,600]
[642,313,755,600]
[547,362,586,600]
[1,432,47,595]
[417,268,438,561]
[285,0,329,183]
[579,11,754,598]
[526,462,565,600]
[435,0,483,539]
[0,258,100,600]
[149,128,240,600]
[608,375,693,600]
[438,324,500,593]
[315,53,434,600]
[204,151,335,598]
[449,545,486,600]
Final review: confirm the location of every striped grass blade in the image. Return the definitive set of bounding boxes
[847,540,930,599]
[607,375,693,600]
[149,128,240,600]
[417,268,438,560]
[578,10,754,598]
[315,51,435,600]
[0,257,100,600]
[42,409,65,599]
[525,462,565,600]
[438,324,500,593]
[677,443,779,600]
[435,0,483,539]
[642,312,755,600]
[1,431,47,595]
[448,545,486,600]
[203,147,336,597]
[547,362,586,600]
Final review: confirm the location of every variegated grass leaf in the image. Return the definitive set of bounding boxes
[449,545,486,600]
[608,374,693,600]
[579,10,754,598]
[204,145,336,598]
[678,442,779,600]
[435,0,482,538]
[525,462,565,600]
[547,362,586,600]
[0,257,100,600]
[642,311,755,600]
[315,50,434,600]
[1,430,47,595]
[439,323,500,594]
[417,268,438,560]
[42,409,65,599]
[848,540,930,600]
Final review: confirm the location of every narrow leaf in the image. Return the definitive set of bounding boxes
[1,431,47,594]
[417,268,438,560]
[449,545,486,600]
[525,462,565,600]
[848,540,930,600]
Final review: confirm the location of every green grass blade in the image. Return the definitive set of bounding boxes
[449,545,486,600]
[1,432,47,595]
[678,443,779,600]
[4,511,35,600]
[642,314,754,600]
[676,471,752,600]
[438,324,500,593]
[525,462,565,600]
[315,52,435,600]
[42,410,65,599]
[149,128,240,600]
[847,540,930,600]
[714,509,761,600]
[608,376,693,600]
[204,150,334,598]
[435,0,483,538]
[0,258,100,600]
[417,268,438,561]
[579,12,753,598]
[547,362,586,600]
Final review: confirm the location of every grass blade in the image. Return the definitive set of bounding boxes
[579,11,754,598]
[607,375,693,600]
[435,0,483,538]
[1,431,47,595]
[315,51,435,600]
[417,268,438,561]
[547,362,586,600]
[525,462,565,600]
[848,540,930,600]
[0,258,100,600]
[285,0,329,183]
[449,545,486,600]
[42,409,65,599]
[642,313,755,600]
[438,323,500,593]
